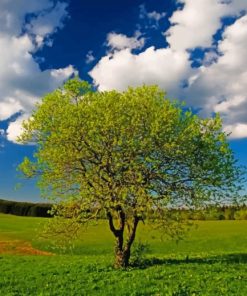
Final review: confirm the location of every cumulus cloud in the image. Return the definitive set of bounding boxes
[90,0,247,139]
[90,47,192,94]
[224,123,247,139]
[185,14,247,138]
[166,0,247,51]
[107,31,145,51]
[6,114,30,143]
[0,1,77,143]
[165,0,228,51]
[26,2,68,36]
[0,98,23,121]
[0,0,53,36]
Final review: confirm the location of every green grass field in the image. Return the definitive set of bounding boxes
[0,214,247,295]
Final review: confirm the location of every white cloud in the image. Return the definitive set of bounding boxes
[6,114,30,143]
[90,46,191,93]
[224,123,247,139]
[185,15,247,130]
[214,96,245,113]
[25,1,69,48]
[50,65,77,80]
[90,0,247,139]
[0,0,54,36]
[0,0,77,143]
[107,32,145,51]
[0,98,23,121]
[166,0,247,51]
[165,0,229,51]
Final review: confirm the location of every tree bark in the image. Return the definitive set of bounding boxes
[121,215,139,267]
[107,210,140,268]
[114,248,130,268]
[107,207,126,268]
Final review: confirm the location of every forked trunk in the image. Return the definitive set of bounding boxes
[107,208,139,268]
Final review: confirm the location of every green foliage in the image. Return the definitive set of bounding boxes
[177,205,247,221]
[234,208,247,220]
[130,240,150,266]
[18,78,244,264]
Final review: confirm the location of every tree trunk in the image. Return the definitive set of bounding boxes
[107,208,140,268]
[114,215,139,268]
[114,248,131,268]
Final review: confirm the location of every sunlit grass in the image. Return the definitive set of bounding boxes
[0,214,247,295]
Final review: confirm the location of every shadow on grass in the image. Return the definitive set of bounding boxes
[131,253,247,269]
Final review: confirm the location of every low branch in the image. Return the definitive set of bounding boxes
[125,215,139,251]
[107,211,118,237]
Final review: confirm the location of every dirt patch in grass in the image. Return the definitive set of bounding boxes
[0,240,53,256]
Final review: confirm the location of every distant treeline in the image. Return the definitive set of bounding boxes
[0,199,52,217]
[178,205,247,221]
[0,199,247,220]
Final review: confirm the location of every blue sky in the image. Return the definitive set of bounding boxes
[0,0,247,201]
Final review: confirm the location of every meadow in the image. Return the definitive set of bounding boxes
[0,213,247,295]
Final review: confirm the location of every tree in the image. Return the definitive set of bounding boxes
[18,78,242,268]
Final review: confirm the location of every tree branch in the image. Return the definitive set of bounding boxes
[125,215,139,251]
[107,211,118,237]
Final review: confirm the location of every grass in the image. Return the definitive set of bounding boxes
[1,254,247,296]
[0,214,247,295]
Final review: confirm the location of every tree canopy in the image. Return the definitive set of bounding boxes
[18,78,242,267]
